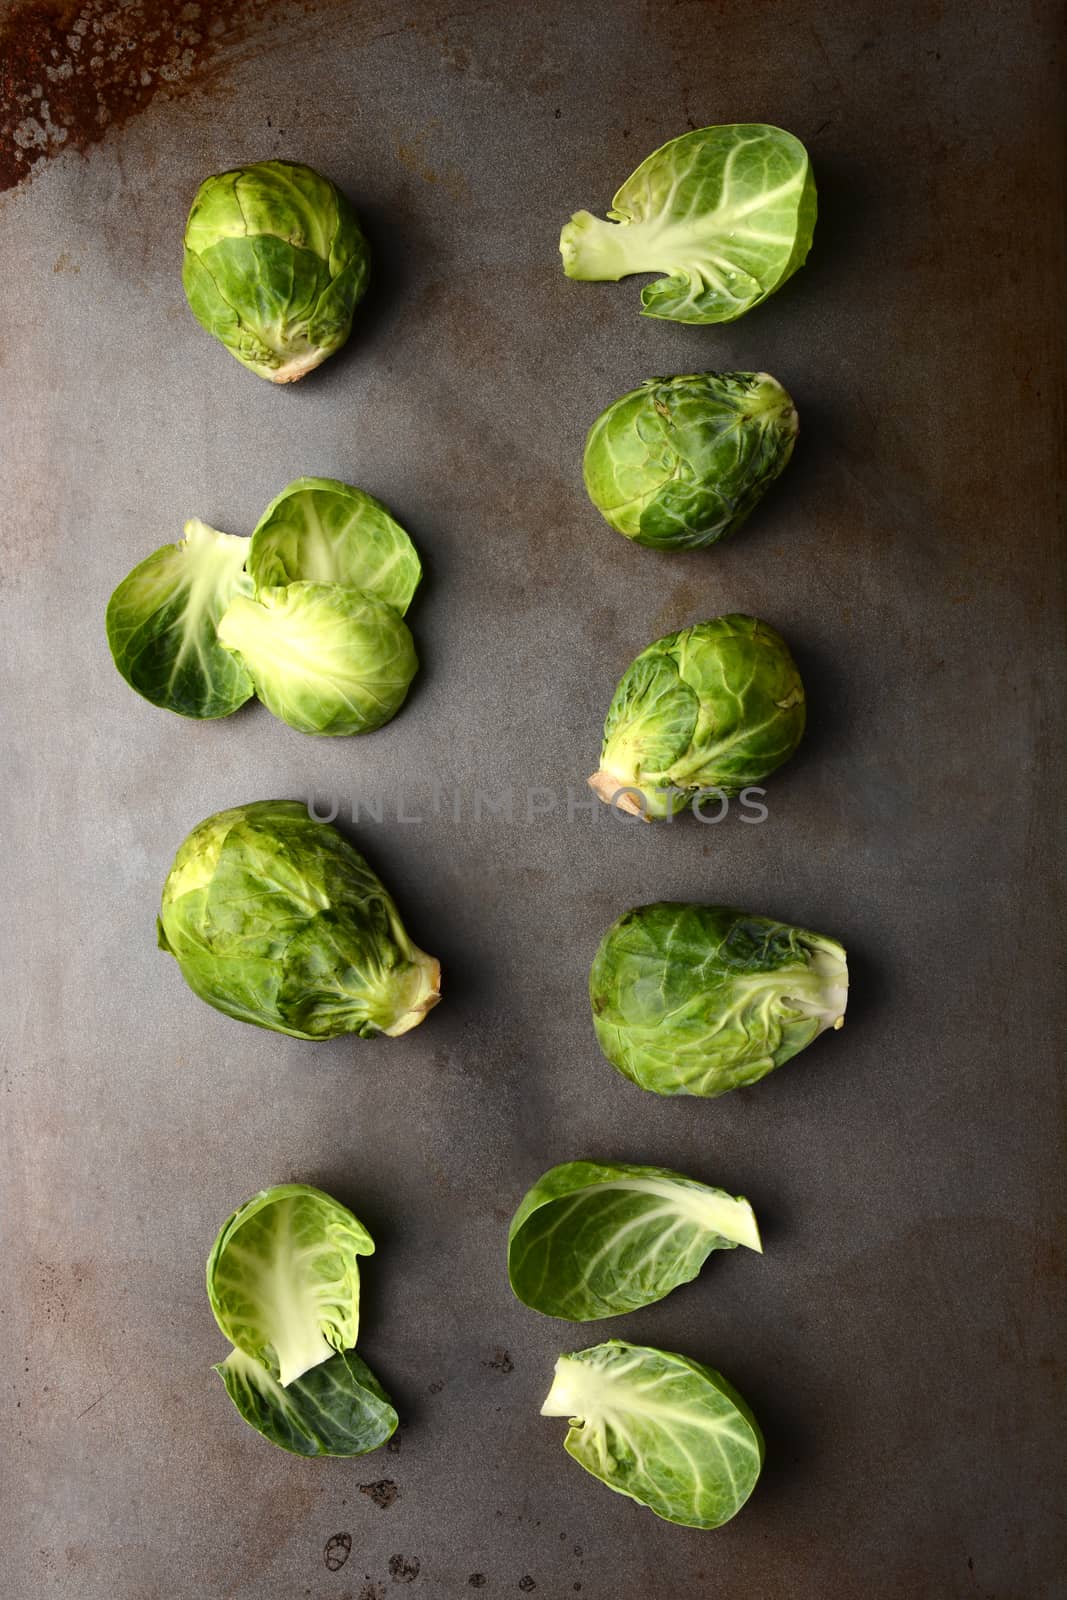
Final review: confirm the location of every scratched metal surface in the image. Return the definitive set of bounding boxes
[1,1,1063,1597]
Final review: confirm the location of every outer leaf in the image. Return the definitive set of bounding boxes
[182,160,369,382]
[590,903,848,1097]
[589,614,805,818]
[248,477,422,616]
[541,1340,764,1528]
[215,1345,398,1457]
[105,520,254,718]
[560,124,815,325]
[508,1161,761,1320]
[206,1184,373,1386]
[157,799,440,1040]
[217,581,417,737]
[583,373,798,550]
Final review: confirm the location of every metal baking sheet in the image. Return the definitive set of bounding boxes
[3,2,1063,1596]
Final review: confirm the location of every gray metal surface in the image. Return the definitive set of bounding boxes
[2,2,1063,1596]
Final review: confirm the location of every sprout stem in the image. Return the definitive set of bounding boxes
[587,770,651,819]
[383,952,442,1037]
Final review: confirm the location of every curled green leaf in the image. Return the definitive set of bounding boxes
[542,1340,764,1528]
[508,1161,760,1320]
[105,519,254,719]
[248,478,422,616]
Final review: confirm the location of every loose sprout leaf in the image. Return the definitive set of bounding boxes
[215,1345,398,1457]
[105,519,255,719]
[583,373,798,550]
[541,1340,764,1528]
[560,123,816,325]
[248,477,422,616]
[590,903,848,1097]
[508,1161,761,1320]
[217,581,418,738]
[206,1184,373,1386]
[591,614,805,818]
[158,799,441,1040]
[182,160,369,382]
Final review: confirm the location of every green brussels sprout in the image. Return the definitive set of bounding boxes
[560,123,815,324]
[248,477,422,616]
[207,1183,398,1457]
[541,1340,764,1528]
[105,519,255,718]
[182,161,369,382]
[217,582,417,738]
[583,373,798,550]
[589,614,805,819]
[590,903,848,1098]
[158,800,440,1040]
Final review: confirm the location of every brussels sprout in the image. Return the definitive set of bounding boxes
[182,160,369,382]
[105,519,254,718]
[508,1161,761,1321]
[589,614,805,819]
[248,477,422,616]
[590,903,848,1098]
[583,373,798,550]
[217,582,417,737]
[541,1340,764,1528]
[207,1184,373,1385]
[560,123,815,324]
[216,1345,397,1458]
[157,800,440,1040]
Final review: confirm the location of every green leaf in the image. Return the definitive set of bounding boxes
[508,1161,760,1320]
[248,478,422,616]
[206,1184,373,1386]
[105,519,255,719]
[215,1344,398,1457]
[560,124,815,325]
[217,581,418,738]
[542,1340,764,1528]
[590,903,848,1097]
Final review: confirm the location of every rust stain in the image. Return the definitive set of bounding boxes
[358,1477,400,1509]
[0,0,295,193]
[0,0,522,196]
[395,119,469,201]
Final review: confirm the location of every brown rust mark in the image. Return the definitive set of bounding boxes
[0,0,335,193]
[0,0,515,196]
[395,119,470,201]
[359,1477,400,1509]
[1,1,237,191]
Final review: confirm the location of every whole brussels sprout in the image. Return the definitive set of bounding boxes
[158,801,440,1040]
[590,903,848,1098]
[583,373,798,550]
[182,161,369,382]
[589,614,805,819]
